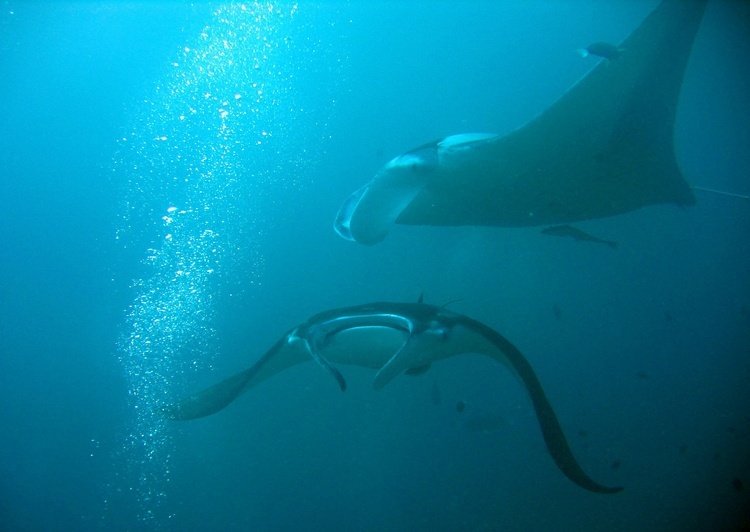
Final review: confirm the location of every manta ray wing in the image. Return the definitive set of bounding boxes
[449,314,623,494]
[164,332,306,420]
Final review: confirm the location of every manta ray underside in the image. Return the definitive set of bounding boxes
[167,301,622,494]
[335,0,706,244]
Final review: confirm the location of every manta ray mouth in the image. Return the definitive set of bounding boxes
[290,312,416,391]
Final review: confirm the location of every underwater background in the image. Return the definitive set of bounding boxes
[1,1,748,530]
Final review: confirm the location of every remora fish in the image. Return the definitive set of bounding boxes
[166,301,622,494]
[542,224,617,248]
[577,41,624,60]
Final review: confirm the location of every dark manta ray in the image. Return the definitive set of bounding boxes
[167,301,622,494]
[335,0,706,245]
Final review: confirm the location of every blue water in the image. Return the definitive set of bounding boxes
[1,1,748,530]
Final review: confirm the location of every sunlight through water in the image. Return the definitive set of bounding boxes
[109,3,343,525]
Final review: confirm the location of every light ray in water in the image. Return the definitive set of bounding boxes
[109,3,343,524]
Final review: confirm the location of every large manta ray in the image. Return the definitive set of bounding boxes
[167,301,623,494]
[335,0,706,245]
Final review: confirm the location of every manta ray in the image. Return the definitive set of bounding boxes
[167,301,623,494]
[335,0,706,245]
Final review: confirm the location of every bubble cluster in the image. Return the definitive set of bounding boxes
[110,2,343,524]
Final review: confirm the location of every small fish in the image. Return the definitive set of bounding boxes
[732,477,744,493]
[578,42,623,60]
[553,304,563,321]
[455,400,466,414]
[542,225,618,249]
[578,429,589,438]
[679,444,688,454]
[611,460,622,470]
[636,370,649,380]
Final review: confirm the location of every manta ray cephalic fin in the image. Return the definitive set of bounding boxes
[288,327,348,391]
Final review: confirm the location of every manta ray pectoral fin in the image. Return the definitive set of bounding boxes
[164,367,258,421]
[454,317,623,494]
[165,333,306,421]
[289,328,347,391]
